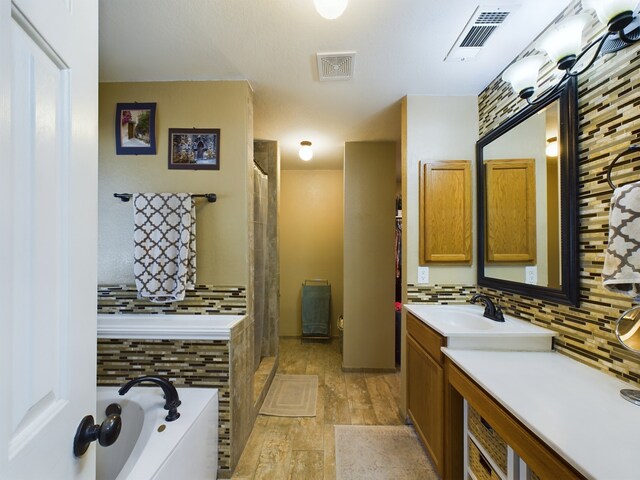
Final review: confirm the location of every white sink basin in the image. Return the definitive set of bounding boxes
[404,304,555,351]
[421,306,499,331]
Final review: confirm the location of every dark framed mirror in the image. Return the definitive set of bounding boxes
[476,76,579,306]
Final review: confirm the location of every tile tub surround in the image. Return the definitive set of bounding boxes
[98,284,246,315]
[96,314,272,478]
[475,0,640,386]
[97,338,233,474]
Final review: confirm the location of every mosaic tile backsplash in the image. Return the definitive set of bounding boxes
[477,0,640,385]
[98,284,246,314]
[407,284,476,304]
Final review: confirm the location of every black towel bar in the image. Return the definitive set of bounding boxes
[606,146,640,190]
[113,193,217,203]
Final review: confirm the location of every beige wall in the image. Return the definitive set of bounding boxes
[401,95,478,413]
[343,141,396,370]
[98,81,252,286]
[404,96,479,286]
[280,170,344,337]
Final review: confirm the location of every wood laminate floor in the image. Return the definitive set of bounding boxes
[231,338,404,480]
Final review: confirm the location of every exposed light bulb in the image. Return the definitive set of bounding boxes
[299,141,313,161]
[314,0,348,19]
[546,137,559,157]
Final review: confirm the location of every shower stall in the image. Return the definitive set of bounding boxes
[252,140,279,374]
[253,162,268,371]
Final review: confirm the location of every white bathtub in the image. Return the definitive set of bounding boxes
[96,386,218,480]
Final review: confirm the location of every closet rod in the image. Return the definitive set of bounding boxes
[113,193,217,203]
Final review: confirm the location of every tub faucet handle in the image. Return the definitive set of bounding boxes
[118,375,181,422]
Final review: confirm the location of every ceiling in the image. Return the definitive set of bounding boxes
[99,0,573,170]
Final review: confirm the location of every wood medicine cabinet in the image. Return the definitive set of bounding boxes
[419,160,472,264]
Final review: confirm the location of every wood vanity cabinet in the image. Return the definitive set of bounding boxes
[406,312,445,475]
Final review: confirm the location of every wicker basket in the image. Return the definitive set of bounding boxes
[469,438,502,480]
[527,469,541,480]
[468,405,508,474]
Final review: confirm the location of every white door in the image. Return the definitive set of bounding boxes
[0,0,98,478]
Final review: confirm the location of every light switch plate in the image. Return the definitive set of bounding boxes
[418,266,429,284]
[525,266,537,285]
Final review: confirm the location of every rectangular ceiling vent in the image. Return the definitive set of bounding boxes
[444,5,517,62]
[317,52,356,81]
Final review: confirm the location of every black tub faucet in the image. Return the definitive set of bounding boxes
[469,294,505,322]
[118,375,182,421]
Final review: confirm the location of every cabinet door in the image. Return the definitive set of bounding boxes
[485,158,536,262]
[407,335,444,474]
[419,160,472,263]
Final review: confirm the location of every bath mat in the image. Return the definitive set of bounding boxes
[334,425,437,480]
[259,374,318,417]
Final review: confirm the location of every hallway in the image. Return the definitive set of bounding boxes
[231,338,406,479]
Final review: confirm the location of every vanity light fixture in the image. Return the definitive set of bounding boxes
[546,136,559,157]
[314,0,348,19]
[502,0,640,103]
[299,141,313,161]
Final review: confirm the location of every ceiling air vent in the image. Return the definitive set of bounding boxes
[317,52,356,81]
[444,5,517,62]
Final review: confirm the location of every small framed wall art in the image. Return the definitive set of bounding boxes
[168,128,220,170]
[115,102,157,155]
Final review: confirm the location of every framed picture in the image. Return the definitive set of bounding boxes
[115,102,157,155]
[168,128,220,170]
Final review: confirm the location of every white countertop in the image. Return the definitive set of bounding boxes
[97,314,245,340]
[443,348,640,480]
[404,304,555,351]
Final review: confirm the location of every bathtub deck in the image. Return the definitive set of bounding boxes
[231,338,410,480]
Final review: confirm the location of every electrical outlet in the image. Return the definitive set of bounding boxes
[525,266,537,285]
[418,266,429,284]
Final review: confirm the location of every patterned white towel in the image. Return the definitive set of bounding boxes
[133,193,196,303]
[603,182,640,300]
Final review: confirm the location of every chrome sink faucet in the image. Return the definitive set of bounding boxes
[469,294,505,322]
[118,375,182,421]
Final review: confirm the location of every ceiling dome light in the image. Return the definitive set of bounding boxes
[583,0,640,32]
[537,14,591,70]
[502,55,546,100]
[299,141,313,161]
[314,0,348,19]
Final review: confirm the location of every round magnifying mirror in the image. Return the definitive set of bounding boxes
[615,306,640,406]
[616,305,640,352]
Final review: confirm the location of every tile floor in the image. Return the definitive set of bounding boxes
[231,338,411,479]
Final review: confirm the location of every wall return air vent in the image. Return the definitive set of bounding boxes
[317,52,356,81]
[444,5,517,62]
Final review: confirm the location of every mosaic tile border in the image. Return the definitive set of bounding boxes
[406,284,476,304]
[476,0,640,385]
[98,284,246,315]
[97,338,233,475]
